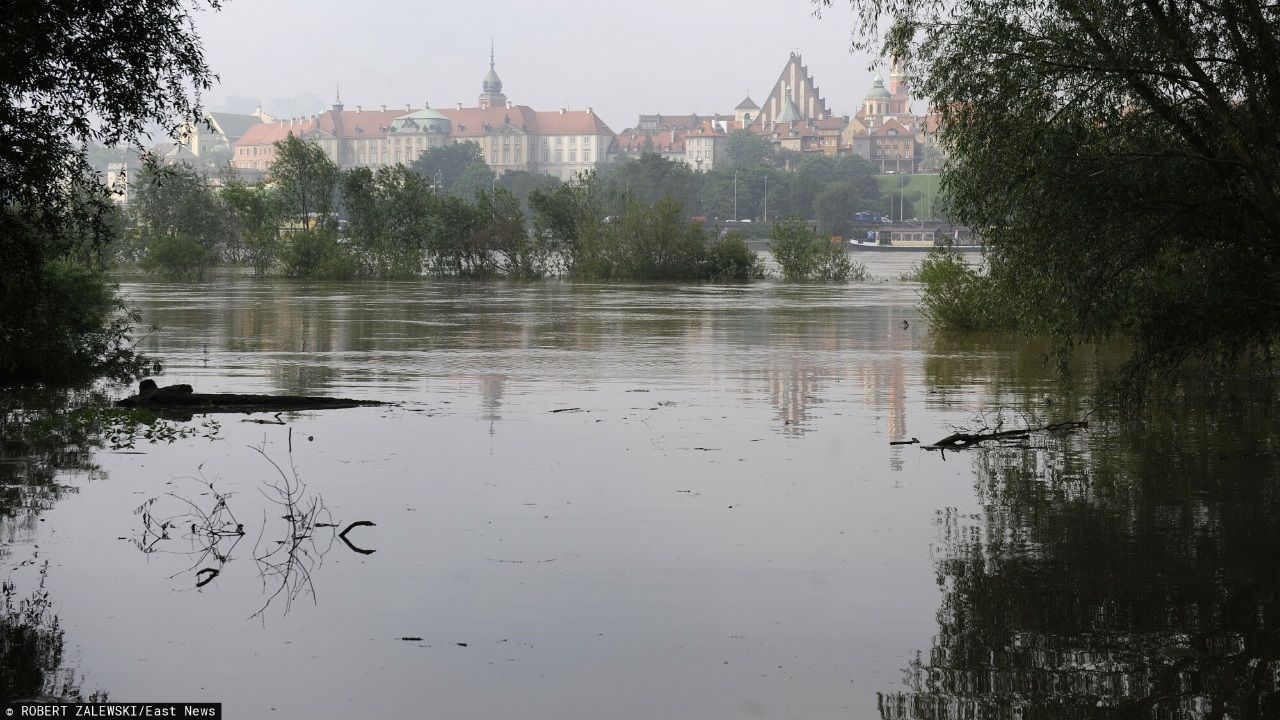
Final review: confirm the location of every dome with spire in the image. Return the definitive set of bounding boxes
[865,72,891,100]
[478,41,508,109]
[483,64,503,94]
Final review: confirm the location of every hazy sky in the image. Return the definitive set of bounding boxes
[194,0,884,130]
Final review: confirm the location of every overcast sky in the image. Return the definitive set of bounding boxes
[194,0,884,129]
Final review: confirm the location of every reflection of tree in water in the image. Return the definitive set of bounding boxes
[2,389,219,699]
[1,560,107,701]
[134,434,371,619]
[0,389,103,549]
[880,391,1280,719]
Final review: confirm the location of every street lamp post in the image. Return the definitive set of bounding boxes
[733,169,738,221]
[763,174,768,223]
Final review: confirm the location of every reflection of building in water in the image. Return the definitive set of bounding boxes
[478,374,507,424]
[758,307,915,441]
[767,363,825,435]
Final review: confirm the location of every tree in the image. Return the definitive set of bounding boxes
[821,0,1280,381]
[270,135,339,228]
[221,178,280,275]
[1,0,217,382]
[815,182,873,237]
[769,218,865,281]
[130,160,231,279]
[450,163,497,201]
[342,165,435,277]
[725,130,774,169]
[409,142,484,193]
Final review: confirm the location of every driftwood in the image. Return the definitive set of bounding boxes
[926,421,1088,450]
[116,380,383,418]
[338,520,376,555]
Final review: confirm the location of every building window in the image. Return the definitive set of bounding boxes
[569,150,577,162]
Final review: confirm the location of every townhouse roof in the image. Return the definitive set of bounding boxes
[533,109,615,135]
[236,119,315,146]
[206,112,262,140]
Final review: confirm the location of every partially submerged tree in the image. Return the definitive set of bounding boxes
[820,0,1280,381]
[1,0,218,382]
[270,135,339,228]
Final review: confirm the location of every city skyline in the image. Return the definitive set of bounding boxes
[194,0,883,129]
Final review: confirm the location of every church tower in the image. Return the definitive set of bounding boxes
[888,59,910,115]
[478,41,507,110]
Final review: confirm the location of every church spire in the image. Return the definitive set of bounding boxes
[479,39,507,110]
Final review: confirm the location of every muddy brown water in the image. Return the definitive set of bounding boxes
[3,255,1278,719]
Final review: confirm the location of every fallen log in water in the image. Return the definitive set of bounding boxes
[116,380,384,418]
[926,420,1089,450]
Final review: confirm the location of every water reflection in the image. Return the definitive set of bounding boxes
[880,388,1280,719]
[124,279,924,440]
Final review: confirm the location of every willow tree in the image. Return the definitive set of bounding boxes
[1,1,218,382]
[820,0,1280,382]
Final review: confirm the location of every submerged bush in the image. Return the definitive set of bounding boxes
[703,232,765,281]
[917,249,1019,331]
[140,234,212,280]
[769,219,866,281]
[1,259,147,384]
[279,229,358,280]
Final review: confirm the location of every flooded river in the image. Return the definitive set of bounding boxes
[3,255,1278,718]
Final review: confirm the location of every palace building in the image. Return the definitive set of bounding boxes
[232,47,615,180]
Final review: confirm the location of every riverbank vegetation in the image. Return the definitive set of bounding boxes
[1,0,218,384]
[827,0,1280,383]
[120,134,900,282]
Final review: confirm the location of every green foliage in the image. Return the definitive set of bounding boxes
[271,135,339,226]
[528,172,601,274]
[916,249,1020,331]
[814,181,876,237]
[769,219,866,282]
[130,161,230,253]
[409,141,484,193]
[725,130,774,169]
[1,258,147,384]
[450,163,498,201]
[279,229,357,280]
[2,0,217,384]
[704,232,765,281]
[342,165,433,278]
[474,188,551,279]
[541,191,763,282]
[828,0,1280,379]
[220,177,279,274]
[140,234,213,280]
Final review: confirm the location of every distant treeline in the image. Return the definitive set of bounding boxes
[119,134,878,282]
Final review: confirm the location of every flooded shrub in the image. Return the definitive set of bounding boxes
[280,229,358,280]
[769,219,866,281]
[917,249,1017,331]
[140,233,212,280]
[703,232,765,281]
[1,260,147,384]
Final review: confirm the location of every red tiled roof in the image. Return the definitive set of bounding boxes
[532,109,614,135]
[236,120,316,147]
[315,108,412,138]
[613,128,683,153]
[439,105,539,136]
